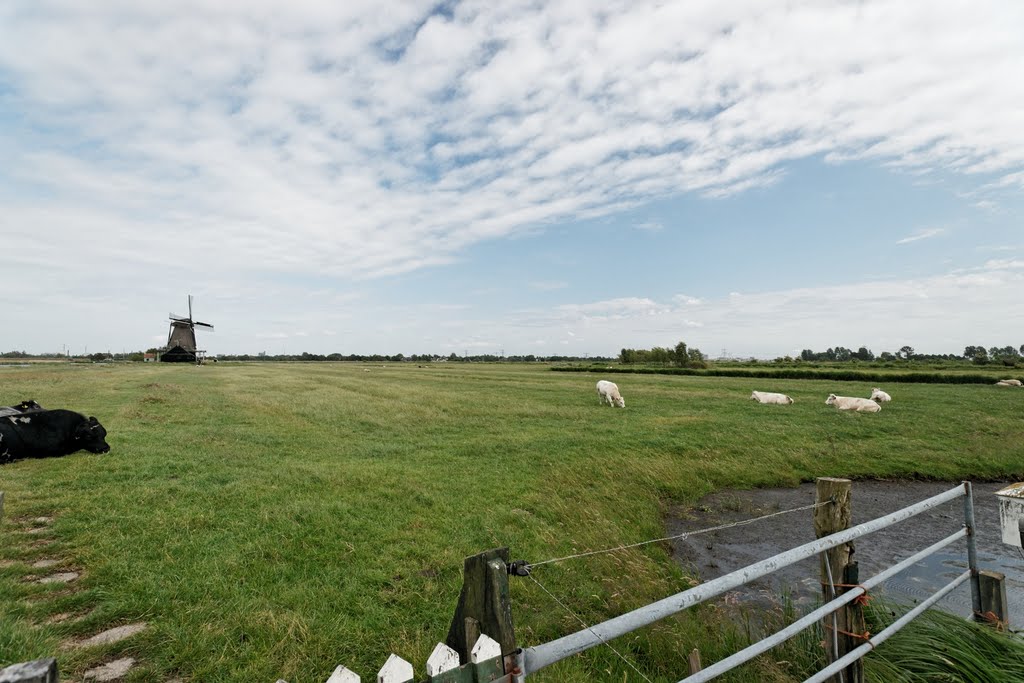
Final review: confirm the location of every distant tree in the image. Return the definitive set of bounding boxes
[896,345,915,360]
[649,346,671,365]
[989,346,1021,366]
[855,347,875,361]
[878,351,895,361]
[687,348,707,368]
[834,346,852,362]
[800,349,815,361]
[964,345,988,364]
[989,345,1020,359]
[673,341,688,367]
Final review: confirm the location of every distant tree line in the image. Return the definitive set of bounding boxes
[6,344,1023,365]
[619,341,707,368]
[792,344,1024,366]
[209,352,617,363]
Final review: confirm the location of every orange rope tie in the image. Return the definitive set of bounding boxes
[822,622,872,643]
[974,610,1008,630]
[818,582,872,605]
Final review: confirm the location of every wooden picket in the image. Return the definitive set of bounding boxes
[271,633,506,683]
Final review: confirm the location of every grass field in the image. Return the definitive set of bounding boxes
[1,362,1022,682]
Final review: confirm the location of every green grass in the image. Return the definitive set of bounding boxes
[0,363,1022,681]
[865,602,1024,682]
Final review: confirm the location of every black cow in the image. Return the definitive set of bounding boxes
[0,406,110,464]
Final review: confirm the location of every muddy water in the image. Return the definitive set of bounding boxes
[666,481,1023,629]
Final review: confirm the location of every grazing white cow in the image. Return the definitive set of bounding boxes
[870,388,892,402]
[750,390,794,405]
[826,394,881,413]
[596,380,626,408]
[996,379,1022,387]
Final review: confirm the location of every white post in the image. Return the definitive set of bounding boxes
[326,665,361,683]
[470,634,501,664]
[425,643,460,676]
[377,654,413,683]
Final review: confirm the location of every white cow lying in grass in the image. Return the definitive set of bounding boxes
[870,388,892,402]
[996,379,1022,386]
[826,394,881,412]
[596,380,626,408]
[750,390,793,405]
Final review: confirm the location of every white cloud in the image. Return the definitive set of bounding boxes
[491,262,1024,357]
[896,228,945,245]
[1,1,1022,287]
[634,221,663,232]
[1,1,1023,354]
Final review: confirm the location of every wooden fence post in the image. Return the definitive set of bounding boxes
[445,548,516,673]
[978,570,1009,630]
[814,477,860,683]
[687,648,702,675]
[842,562,866,683]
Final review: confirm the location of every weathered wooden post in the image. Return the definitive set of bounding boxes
[978,570,1009,630]
[0,658,58,683]
[687,648,702,674]
[814,477,862,683]
[445,548,516,674]
[842,562,866,682]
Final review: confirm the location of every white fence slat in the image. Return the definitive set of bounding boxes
[326,665,361,683]
[377,654,413,683]
[425,643,460,675]
[470,634,501,664]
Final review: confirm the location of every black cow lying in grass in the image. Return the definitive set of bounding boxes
[0,400,110,464]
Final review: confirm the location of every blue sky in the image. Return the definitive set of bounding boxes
[1,1,1022,358]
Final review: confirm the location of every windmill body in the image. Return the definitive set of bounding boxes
[159,295,214,363]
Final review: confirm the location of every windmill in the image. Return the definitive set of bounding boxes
[159,295,215,363]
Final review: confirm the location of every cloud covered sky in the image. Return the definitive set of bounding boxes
[1,0,1022,357]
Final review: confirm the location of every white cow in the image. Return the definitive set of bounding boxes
[870,388,892,402]
[750,390,794,405]
[826,394,881,413]
[996,379,1022,387]
[596,380,626,408]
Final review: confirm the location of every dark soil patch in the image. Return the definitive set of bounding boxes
[666,480,1022,629]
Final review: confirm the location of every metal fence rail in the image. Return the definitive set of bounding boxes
[517,482,974,680]
[677,526,968,683]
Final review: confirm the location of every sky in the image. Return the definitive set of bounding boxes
[1,0,1022,359]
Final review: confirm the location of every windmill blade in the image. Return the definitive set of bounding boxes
[193,321,215,331]
[169,312,190,321]
[188,295,193,320]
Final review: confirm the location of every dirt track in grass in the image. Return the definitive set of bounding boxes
[666,480,1023,630]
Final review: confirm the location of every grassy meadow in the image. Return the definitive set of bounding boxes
[1,362,1022,682]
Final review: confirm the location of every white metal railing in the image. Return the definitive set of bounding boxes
[515,482,978,682]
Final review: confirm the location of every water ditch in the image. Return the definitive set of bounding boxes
[666,480,1022,630]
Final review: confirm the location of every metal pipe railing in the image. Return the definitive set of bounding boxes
[522,483,967,675]
[803,570,971,683]
[963,481,983,617]
[677,526,968,683]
